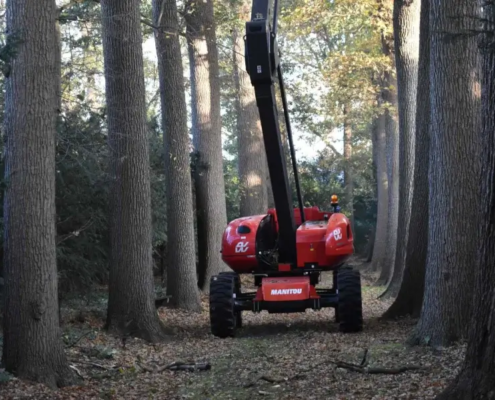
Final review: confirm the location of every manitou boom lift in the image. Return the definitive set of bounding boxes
[209,0,363,337]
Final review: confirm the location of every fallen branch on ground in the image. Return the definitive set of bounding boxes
[69,359,115,370]
[138,361,211,373]
[244,353,423,387]
[66,330,94,348]
[334,360,422,374]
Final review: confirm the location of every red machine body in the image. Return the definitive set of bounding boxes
[208,0,363,338]
[221,206,353,274]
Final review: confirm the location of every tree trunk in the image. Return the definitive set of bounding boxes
[185,0,229,291]
[376,66,398,286]
[371,112,388,272]
[153,0,202,311]
[437,6,495,398]
[409,0,481,346]
[381,0,421,298]
[101,0,166,342]
[366,228,375,263]
[1,0,76,387]
[383,0,429,319]
[233,18,268,217]
[343,104,354,231]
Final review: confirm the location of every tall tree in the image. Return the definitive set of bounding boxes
[370,112,388,271]
[343,104,354,229]
[232,3,268,216]
[376,54,398,286]
[437,5,495,398]
[381,0,421,298]
[1,0,75,387]
[152,0,202,311]
[409,0,480,346]
[101,0,166,342]
[185,0,229,290]
[383,0,429,319]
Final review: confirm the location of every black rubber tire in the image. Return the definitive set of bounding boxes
[337,269,363,333]
[210,274,237,338]
[218,272,243,327]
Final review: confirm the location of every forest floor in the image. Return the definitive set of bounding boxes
[0,259,465,400]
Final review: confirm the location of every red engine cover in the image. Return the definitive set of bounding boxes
[221,214,266,273]
[296,213,354,269]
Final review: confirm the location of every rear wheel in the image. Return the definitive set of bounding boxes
[210,273,240,337]
[337,268,363,333]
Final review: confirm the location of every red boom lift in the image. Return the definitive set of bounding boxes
[209,0,363,337]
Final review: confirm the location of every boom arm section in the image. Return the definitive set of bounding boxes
[244,0,302,264]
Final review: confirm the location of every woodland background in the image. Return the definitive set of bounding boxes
[1,0,495,398]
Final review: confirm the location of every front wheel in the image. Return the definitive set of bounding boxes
[210,273,239,338]
[337,268,363,333]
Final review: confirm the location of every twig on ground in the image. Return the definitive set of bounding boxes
[138,363,156,373]
[360,348,369,367]
[69,364,84,380]
[69,359,115,370]
[254,344,275,361]
[138,361,211,373]
[66,330,93,348]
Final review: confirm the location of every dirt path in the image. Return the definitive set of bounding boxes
[0,267,465,399]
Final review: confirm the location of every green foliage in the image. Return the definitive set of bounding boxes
[223,158,240,222]
[297,145,376,253]
[55,106,110,292]
[148,116,167,249]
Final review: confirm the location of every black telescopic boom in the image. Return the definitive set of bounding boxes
[245,0,298,264]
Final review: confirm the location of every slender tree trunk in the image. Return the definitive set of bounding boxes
[266,177,275,208]
[153,0,202,311]
[437,6,495,398]
[101,0,166,342]
[409,0,481,346]
[383,0,429,319]
[381,0,421,298]
[185,0,229,291]
[233,17,268,216]
[1,0,76,387]
[343,104,354,231]
[371,112,388,272]
[376,67,398,286]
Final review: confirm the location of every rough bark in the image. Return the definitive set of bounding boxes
[153,0,202,311]
[383,0,429,319]
[381,0,421,299]
[409,0,481,346]
[376,66,398,286]
[371,113,388,272]
[233,19,268,217]
[343,104,354,231]
[437,7,495,398]
[185,0,229,291]
[1,0,76,387]
[101,0,167,342]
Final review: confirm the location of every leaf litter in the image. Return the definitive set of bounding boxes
[0,261,465,399]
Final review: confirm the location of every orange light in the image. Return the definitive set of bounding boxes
[331,195,338,204]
